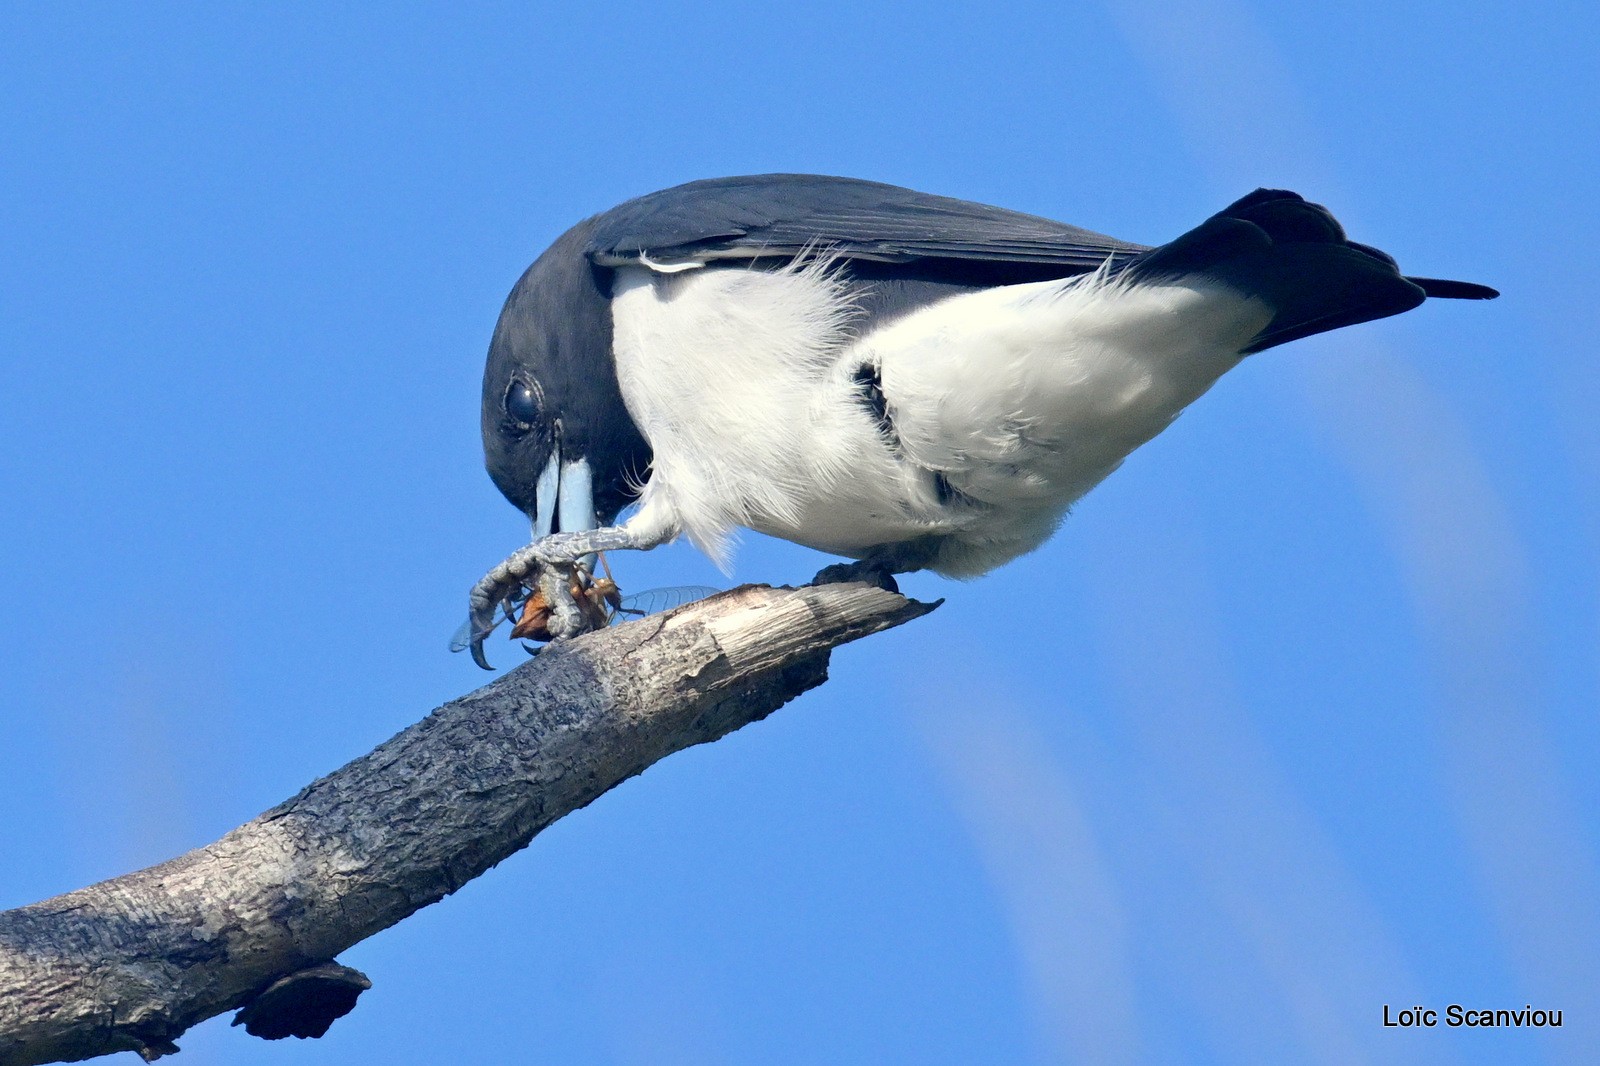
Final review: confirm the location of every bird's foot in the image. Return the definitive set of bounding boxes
[466,527,654,669]
[810,559,901,594]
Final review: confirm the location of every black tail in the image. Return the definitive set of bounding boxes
[1125,189,1498,354]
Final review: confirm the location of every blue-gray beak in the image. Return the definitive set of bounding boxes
[532,451,597,541]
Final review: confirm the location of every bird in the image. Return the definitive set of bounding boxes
[465,174,1496,668]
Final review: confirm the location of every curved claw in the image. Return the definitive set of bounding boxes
[466,577,507,670]
[466,589,499,671]
[470,640,494,671]
[471,544,554,668]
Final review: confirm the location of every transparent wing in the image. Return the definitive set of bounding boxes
[448,587,530,653]
[447,618,480,654]
[611,585,722,623]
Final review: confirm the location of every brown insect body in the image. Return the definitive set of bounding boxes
[508,570,621,642]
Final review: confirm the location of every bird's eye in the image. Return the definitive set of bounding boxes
[503,378,541,429]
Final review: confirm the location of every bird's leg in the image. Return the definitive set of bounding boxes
[467,524,673,669]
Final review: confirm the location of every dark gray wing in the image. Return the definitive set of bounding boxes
[585,174,1149,273]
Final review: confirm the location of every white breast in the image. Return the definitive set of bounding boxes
[609,259,1271,575]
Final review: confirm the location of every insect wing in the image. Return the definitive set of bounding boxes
[448,587,531,653]
[447,618,478,654]
[611,585,722,623]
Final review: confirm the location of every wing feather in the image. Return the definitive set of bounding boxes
[585,174,1148,273]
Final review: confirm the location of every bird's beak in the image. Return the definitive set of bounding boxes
[558,456,595,535]
[530,452,560,538]
[530,451,597,539]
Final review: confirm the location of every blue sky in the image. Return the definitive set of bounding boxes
[2,3,1595,1063]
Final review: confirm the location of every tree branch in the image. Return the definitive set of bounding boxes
[0,582,935,1065]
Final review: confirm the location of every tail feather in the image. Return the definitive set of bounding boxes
[1125,189,1497,354]
[1406,275,1500,300]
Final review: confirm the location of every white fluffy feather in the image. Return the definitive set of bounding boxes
[610,259,1272,576]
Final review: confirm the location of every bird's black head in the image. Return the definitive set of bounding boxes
[482,218,650,535]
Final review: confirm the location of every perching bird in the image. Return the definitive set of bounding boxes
[465,174,1496,668]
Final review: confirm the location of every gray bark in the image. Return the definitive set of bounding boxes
[0,582,934,1065]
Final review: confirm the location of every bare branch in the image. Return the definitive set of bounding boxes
[0,582,935,1065]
